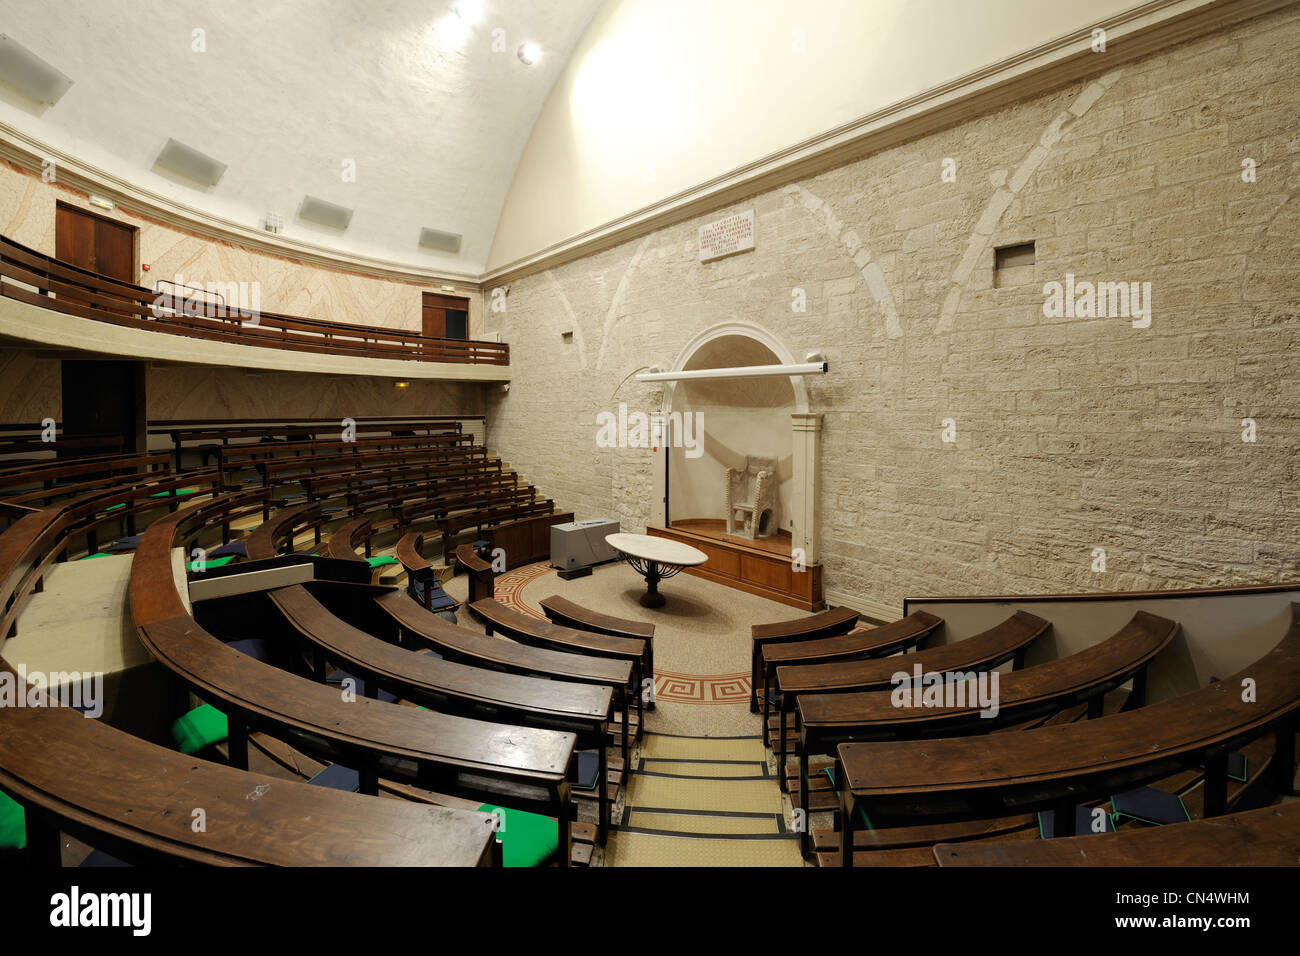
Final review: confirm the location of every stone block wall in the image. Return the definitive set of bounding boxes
[484,7,1300,612]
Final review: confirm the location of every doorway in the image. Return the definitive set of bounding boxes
[422,292,469,340]
[61,360,146,454]
[55,201,136,282]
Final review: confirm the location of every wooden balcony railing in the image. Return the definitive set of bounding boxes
[0,235,508,366]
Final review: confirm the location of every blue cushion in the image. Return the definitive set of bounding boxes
[225,638,269,662]
[103,535,143,553]
[208,539,247,558]
[413,580,457,611]
[308,764,360,792]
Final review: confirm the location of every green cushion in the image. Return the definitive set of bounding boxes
[171,704,228,755]
[477,803,559,867]
[79,552,113,560]
[105,503,125,512]
[189,554,238,571]
[150,488,198,498]
[0,791,25,850]
[366,555,399,569]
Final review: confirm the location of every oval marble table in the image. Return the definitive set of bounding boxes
[605,533,709,608]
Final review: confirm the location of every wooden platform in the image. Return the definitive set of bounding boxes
[648,520,823,611]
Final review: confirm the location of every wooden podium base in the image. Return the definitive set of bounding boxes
[646,520,823,611]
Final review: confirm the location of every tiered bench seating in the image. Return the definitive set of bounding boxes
[761,610,944,737]
[771,611,1046,772]
[933,801,1300,866]
[788,612,1176,857]
[750,606,861,712]
[131,501,583,865]
[0,664,499,866]
[265,582,617,840]
[0,490,501,867]
[540,594,656,678]
[469,597,647,744]
[830,605,1300,866]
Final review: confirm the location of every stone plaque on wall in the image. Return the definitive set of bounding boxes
[698,209,755,262]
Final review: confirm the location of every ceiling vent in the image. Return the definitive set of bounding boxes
[419,227,462,254]
[298,195,353,231]
[0,35,73,107]
[154,138,227,188]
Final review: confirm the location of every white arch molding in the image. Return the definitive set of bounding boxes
[650,321,823,564]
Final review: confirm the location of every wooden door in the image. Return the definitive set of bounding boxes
[55,202,136,282]
[422,292,469,340]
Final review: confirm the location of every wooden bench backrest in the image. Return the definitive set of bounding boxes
[374,590,632,686]
[777,610,1049,695]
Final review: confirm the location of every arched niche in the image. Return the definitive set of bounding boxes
[650,322,822,564]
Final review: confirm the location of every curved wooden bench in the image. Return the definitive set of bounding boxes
[772,611,1044,779]
[131,502,580,865]
[455,542,495,603]
[0,491,500,867]
[760,611,944,738]
[832,604,1300,866]
[750,605,862,712]
[791,612,1175,857]
[440,500,555,558]
[540,594,655,705]
[469,597,647,739]
[243,503,324,560]
[0,664,498,867]
[324,517,374,561]
[267,583,615,841]
[370,588,634,768]
[934,801,1300,867]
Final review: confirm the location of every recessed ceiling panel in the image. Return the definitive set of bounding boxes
[0,34,73,106]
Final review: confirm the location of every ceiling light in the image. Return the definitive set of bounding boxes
[393,381,410,390]
[88,195,114,211]
[453,0,483,23]
[517,42,540,65]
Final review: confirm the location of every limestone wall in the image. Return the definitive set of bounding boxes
[483,8,1300,612]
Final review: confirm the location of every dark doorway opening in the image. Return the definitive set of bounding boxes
[61,360,146,454]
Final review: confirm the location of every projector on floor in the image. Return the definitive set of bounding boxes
[551,518,620,578]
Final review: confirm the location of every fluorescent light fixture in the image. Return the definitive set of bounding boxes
[0,34,73,106]
[298,195,353,230]
[517,42,540,65]
[155,138,227,188]
[88,195,114,211]
[635,362,828,383]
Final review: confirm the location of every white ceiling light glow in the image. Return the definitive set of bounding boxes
[517,42,541,65]
[452,0,484,24]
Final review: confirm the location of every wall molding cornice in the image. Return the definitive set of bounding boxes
[480,0,1296,285]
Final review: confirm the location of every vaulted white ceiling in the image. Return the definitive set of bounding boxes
[0,0,604,273]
